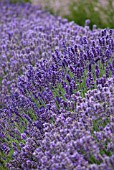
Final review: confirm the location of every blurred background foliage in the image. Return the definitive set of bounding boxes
[32,0,114,29]
[67,0,114,29]
[1,0,31,3]
[11,0,31,3]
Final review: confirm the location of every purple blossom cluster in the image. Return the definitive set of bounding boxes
[7,77,114,170]
[0,2,114,170]
[0,2,90,108]
[0,2,114,108]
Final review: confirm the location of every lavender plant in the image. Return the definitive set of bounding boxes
[0,2,89,108]
[0,2,114,170]
[7,77,114,170]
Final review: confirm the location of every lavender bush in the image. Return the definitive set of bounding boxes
[0,2,90,108]
[7,78,114,170]
[0,2,114,170]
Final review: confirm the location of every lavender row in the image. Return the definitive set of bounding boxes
[4,25,113,141]
[1,65,114,168]
[0,2,114,169]
[0,3,114,108]
[0,2,90,108]
[6,77,114,170]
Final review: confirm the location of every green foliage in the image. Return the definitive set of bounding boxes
[88,154,101,165]
[9,0,31,3]
[65,0,114,29]
[50,117,55,124]
[91,118,110,133]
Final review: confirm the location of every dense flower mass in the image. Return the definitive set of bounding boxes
[7,77,114,170]
[0,2,86,108]
[0,2,114,170]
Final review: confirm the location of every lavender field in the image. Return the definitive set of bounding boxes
[0,1,114,170]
